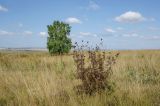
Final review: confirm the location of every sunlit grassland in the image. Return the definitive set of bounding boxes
[0,50,160,106]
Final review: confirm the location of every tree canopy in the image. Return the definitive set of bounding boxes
[47,21,72,55]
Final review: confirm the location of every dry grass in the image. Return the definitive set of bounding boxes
[0,50,160,106]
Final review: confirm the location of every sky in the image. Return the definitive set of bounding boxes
[0,0,160,50]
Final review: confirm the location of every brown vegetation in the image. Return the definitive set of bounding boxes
[0,50,160,106]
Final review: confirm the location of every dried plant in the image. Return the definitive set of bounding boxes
[73,39,119,95]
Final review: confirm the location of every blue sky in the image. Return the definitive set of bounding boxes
[0,0,160,49]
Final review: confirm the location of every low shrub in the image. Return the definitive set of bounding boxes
[73,40,119,95]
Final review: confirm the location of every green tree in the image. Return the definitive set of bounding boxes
[47,21,72,55]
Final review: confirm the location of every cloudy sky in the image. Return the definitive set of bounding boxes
[0,0,160,49]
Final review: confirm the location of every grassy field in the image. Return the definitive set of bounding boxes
[0,50,160,106]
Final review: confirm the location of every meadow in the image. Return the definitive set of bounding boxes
[0,50,160,106]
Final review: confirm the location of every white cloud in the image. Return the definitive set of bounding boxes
[93,34,97,37]
[0,30,14,36]
[65,17,82,24]
[146,36,160,40]
[149,18,156,21]
[115,11,145,23]
[40,32,47,37]
[117,27,124,30]
[0,30,35,36]
[120,33,160,40]
[79,32,97,37]
[140,35,160,40]
[152,36,160,39]
[88,1,100,10]
[23,31,33,35]
[131,33,139,37]
[122,33,139,37]
[152,36,160,40]
[79,32,91,36]
[105,28,116,33]
[0,5,8,12]
[148,26,160,31]
[18,23,23,27]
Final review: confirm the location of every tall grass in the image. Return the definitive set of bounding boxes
[0,50,160,106]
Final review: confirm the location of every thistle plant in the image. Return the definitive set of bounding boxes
[73,39,119,95]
